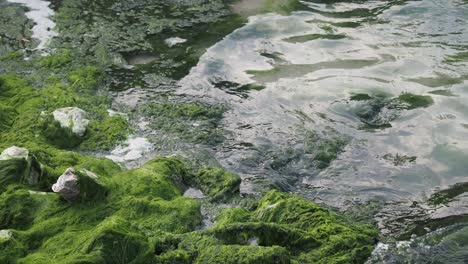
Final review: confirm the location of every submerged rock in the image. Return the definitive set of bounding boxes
[52,168,80,202]
[52,107,89,137]
[165,37,187,47]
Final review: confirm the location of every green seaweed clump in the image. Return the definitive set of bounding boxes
[154,190,378,264]
[397,93,434,110]
[190,167,242,202]
[210,191,377,263]
[0,153,378,263]
[0,71,129,152]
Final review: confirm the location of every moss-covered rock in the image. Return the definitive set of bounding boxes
[190,167,241,202]
[0,155,378,263]
[195,245,290,264]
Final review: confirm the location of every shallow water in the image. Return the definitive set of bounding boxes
[180,0,468,206]
[6,0,57,50]
[107,0,468,261]
[176,1,468,260]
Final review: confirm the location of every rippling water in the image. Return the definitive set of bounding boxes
[107,0,468,261]
[175,1,468,260]
[180,0,468,205]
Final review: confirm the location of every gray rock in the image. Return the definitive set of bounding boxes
[52,168,80,202]
[0,230,12,240]
[52,107,90,137]
[0,146,42,184]
[0,146,29,160]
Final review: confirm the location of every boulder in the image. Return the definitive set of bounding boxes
[52,107,89,137]
[0,146,42,187]
[52,168,107,202]
[52,168,80,202]
[0,230,12,240]
[0,146,29,160]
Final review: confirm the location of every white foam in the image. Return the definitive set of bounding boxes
[106,137,153,163]
[7,0,58,50]
[165,37,187,47]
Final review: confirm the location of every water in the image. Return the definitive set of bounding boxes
[179,0,468,204]
[6,0,57,50]
[176,0,468,261]
[83,0,468,261]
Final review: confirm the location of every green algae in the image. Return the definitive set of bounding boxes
[196,245,290,264]
[207,190,378,263]
[428,89,458,97]
[0,155,378,263]
[397,93,434,110]
[142,101,225,145]
[283,34,347,43]
[191,167,242,202]
[0,1,34,56]
[0,186,38,230]
[0,71,129,152]
[212,80,266,98]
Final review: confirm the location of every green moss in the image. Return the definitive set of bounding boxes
[20,216,153,264]
[0,73,128,153]
[68,66,104,91]
[195,245,290,264]
[41,116,83,149]
[0,230,27,264]
[254,191,378,263]
[80,115,130,151]
[215,208,251,226]
[37,51,71,69]
[428,182,468,206]
[191,167,241,202]
[0,51,24,62]
[397,93,434,110]
[0,103,17,131]
[0,156,377,263]
[0,154,43,189]
[0,186,38,230]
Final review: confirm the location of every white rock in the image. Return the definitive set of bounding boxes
[52,107,90,137]
[0,146,29,160]
[165,37,187,47]
[183,188,205,199]
[52,168,80,202]
[0,230,12,239]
